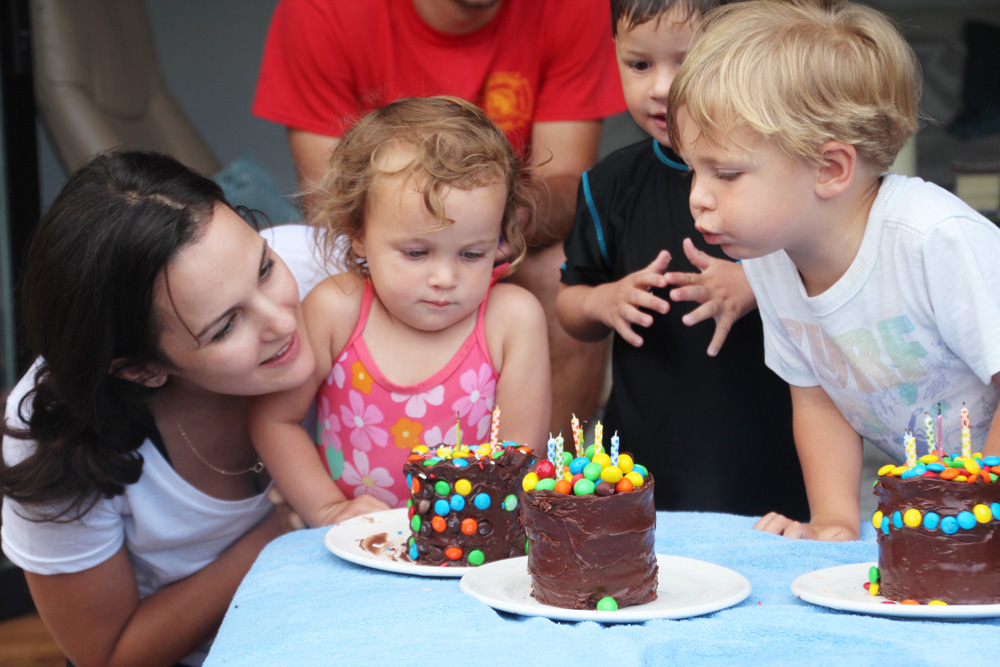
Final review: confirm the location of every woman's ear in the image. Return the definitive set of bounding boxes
[814,140,857,199]
[110,360,168,388]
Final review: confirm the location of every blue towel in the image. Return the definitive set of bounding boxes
[205,512,999,666]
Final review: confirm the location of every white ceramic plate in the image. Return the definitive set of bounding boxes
[324,507,472,578]
[459,554,750,623]
[791,562,1000,618]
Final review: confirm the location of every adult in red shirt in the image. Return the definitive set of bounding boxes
[253,0,626,437]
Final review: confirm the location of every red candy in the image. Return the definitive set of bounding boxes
[536,460,555,479]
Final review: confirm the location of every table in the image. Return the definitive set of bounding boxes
[205,512,999,666]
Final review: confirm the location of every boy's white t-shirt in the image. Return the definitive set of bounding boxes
[744,174,1000,461]
[0,224,326,666]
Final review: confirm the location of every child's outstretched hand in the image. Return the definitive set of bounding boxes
[586,250,672,347]
[664,238,757,357]
[321,494,393,526]
[754,512,860,541]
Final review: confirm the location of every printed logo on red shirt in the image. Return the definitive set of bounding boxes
[482,72,533,141]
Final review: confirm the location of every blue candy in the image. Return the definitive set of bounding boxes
[881,516,890,535]
[982,455,1000,466]
[452,458,469,467]
[992,503,1000,520]
[569,456,590,476]
[923,512,940,531]
[474,493,491,510]
[892,510,903,530]
[409,543,418,560]
[450,495,466,511]
[957,511,977,530]
[940,516,959,535]
[926,462,946,472]
[434,499,451,517]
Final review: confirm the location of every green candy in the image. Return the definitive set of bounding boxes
[583,461,603,482]
[468,549,485,566]
[410,515,422,532]
[868,565,879,584]
[596,596,618,611]
[573,478,596,496]
[503,494,518,511]
[434,480,451,496]
[535,477,557,491]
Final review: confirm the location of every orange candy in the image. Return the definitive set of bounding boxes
[553,479,573,495]
[411,478,421,493]
[940,468,962,481]
[431,516,447,532]
[615,478,635,493]
[407,454,424,462]
[900,599,920,605]
[461,518,478,535]
[445,547,463,561]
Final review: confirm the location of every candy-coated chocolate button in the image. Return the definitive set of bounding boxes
[596,597,618,611]
[467,549,485,566]
[455,479,472,496]
[903,508,921,527]
[522,472,539,492]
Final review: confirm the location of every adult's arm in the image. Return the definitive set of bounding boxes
[528,120,602,248]
[26,510,285,667]
[288,129,341,216]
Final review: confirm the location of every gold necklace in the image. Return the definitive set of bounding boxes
[174,420,265,476]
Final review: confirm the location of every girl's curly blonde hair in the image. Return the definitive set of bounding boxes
[312,96,542,276]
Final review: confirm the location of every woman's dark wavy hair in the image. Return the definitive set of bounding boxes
[0,149,228,520]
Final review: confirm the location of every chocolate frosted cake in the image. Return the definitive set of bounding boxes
[520,424,657,610]
[871,455,1000,604]
[522,474,657,609]
[404,443,534,567]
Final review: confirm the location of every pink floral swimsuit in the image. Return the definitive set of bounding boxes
[315,268,504,508]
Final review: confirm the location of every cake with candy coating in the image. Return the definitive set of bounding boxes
[520,421,657,610]
[869,407,1000,605]
[403,441,534,567]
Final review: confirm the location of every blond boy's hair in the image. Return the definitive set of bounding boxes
[667,0,921,171]
[313,95,540,276]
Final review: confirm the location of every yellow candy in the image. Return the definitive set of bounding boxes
[956,475,968,482]
[872,511,883,530]
[600,466,623,484]
[617,454,634,474]
[455,479,472,496]
[624,471,644,488]
[436,446,452,458]
[903,508,922,527]
[412,445,430,454]
[974,503,993,523]
[451,450,470,458]
[592,453,612,469]
[890,466,908,476]
[964,458,981,474]
[869,582,879,596]
[927,600,948,606]
[877,464,896,476]
[918,454,940,464]
[476,445,492,456]
[522,472,539,492]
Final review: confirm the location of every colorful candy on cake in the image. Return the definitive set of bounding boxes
[868,404,1000,605]
[520,416,657,610]
[403,406,535,567]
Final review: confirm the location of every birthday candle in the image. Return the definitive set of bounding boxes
[554,434,564,478]
[595,421,604,454]
[923,411,935,455]
[961,403,972,459]
[455,411,462,449]
[547,435,556,468]
[904,430,916,467]
[936,403,943,456]
[571,413,582,456]
[610,431,620,466]
[489,404,501,451]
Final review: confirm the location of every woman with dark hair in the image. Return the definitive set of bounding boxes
[0,150,386,667]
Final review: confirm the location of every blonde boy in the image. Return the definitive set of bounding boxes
[669,0,1000,540]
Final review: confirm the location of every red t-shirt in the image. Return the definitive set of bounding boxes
[252,0,626,154]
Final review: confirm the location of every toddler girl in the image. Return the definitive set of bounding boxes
[251,96,551,526]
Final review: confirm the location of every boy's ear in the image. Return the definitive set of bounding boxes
[110,359,168,388]
[814,141,857,199]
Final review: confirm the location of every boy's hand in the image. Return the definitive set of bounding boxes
[664,238,757,357]
[587,250,672,347]
[754,512,860,541]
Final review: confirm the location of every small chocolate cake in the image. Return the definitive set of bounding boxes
[873,464,1000,604]
[522,474,657,609]
[403,444,533,567]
